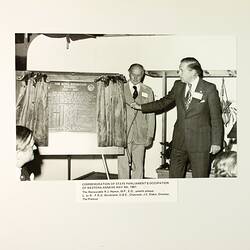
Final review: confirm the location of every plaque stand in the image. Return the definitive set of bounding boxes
[66,154,110,180]
[101,154,110,180]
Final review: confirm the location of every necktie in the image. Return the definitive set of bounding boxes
[184,83,192,110]
[133,85,138,100]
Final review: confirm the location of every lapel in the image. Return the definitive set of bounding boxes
[180,81,187,111]
[137,84,143,104]
[186,78,204,112]
[194,78,204,94]
[124,83,133,102]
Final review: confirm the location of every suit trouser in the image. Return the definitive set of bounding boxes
[169,148,211,178]
[118,142,145,179]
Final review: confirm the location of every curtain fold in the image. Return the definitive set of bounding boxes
[16,74,48,146]
[96,75,127,147]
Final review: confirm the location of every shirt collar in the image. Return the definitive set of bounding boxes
[188,77,199,92]
[128,80,141,93]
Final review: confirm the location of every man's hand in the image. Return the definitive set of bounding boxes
[145,137,153,148]
[209,145,221,154]
[130,102,142,110]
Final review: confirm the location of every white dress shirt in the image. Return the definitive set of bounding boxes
[129,80,141,96]
[184,77,199,97]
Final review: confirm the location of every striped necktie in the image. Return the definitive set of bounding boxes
[184,83,192,110]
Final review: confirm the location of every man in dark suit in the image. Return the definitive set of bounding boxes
[131,57,223,178]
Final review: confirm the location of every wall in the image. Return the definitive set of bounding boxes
[27,35,236,180]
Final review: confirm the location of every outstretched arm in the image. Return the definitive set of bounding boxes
[131,81,177,113]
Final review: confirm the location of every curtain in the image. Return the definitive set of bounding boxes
[96,75,127,147]
[16,73,48,146]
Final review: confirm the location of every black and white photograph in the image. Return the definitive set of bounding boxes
[15,33,237,181]
[1,1,250,250]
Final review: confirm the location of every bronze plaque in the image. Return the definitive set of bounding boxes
[48,81,97,132]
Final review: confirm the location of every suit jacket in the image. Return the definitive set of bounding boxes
[141,79,223,152]
[124,82,155,145]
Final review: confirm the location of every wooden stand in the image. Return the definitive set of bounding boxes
[40,151,123,180]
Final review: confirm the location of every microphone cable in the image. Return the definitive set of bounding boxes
[125,102,139,176]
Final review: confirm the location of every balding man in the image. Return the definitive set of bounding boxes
[118,63,155,179]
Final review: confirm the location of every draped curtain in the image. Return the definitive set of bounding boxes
[96,75,127,147]
[16,74,48,146]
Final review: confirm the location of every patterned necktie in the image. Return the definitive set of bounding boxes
[184,83,192,110]
[133,85,138,100]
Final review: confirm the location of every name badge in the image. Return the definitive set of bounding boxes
[142,92,148,98]
[193,92,203,100]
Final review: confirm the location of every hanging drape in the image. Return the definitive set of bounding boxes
[16,73,48,146]
[96,75,127,147]
[220,78,237,127]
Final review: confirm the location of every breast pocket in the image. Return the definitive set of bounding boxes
[141,96,149,104]
[192,97,208,112]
